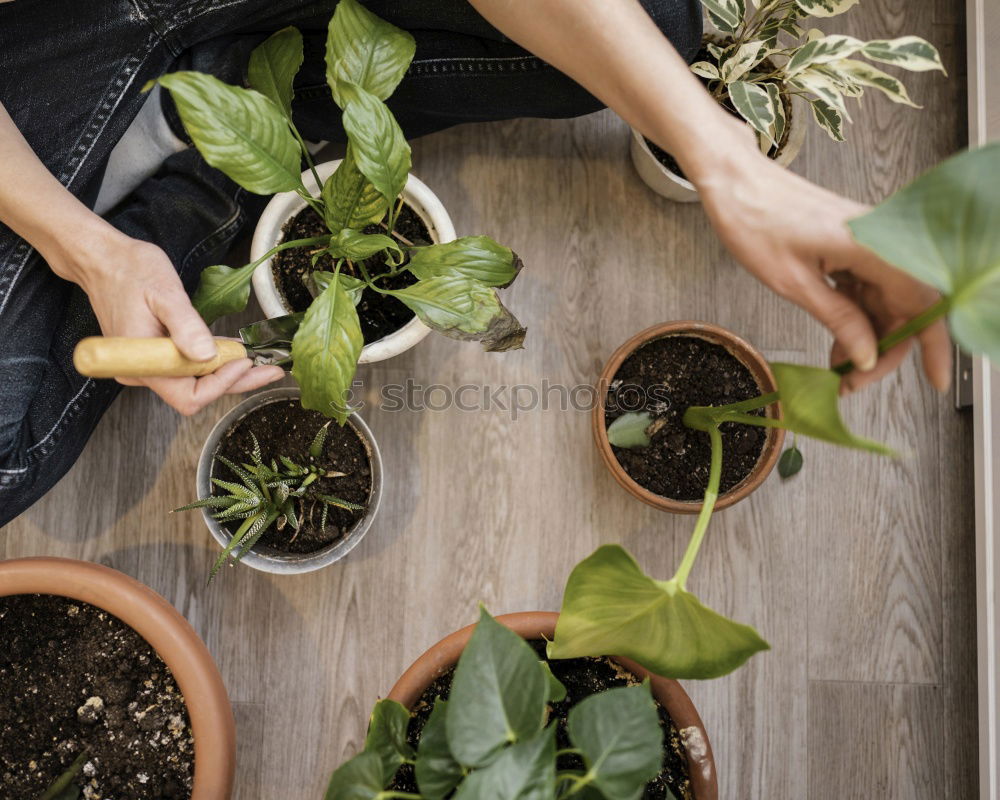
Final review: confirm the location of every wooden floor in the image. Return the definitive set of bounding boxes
[2,2,977,798]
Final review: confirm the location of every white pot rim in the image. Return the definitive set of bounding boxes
[250,160,457,364]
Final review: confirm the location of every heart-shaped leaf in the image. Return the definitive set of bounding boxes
[324,750,385,800]
[568,684,663,800]
[291,278,363,423]
[323,147,389,233]
[778,444,804,479]
[192,262,256,324]
[153,72,302,194]
[446,607,548,768]
[326,0,416,107]
[364,699,414,785]
[452,727,556,800]
[340,82,411,205]
[247,26,304,117]
[548,545,769,679]
[387,274,526,351]
[405,237,523,288]
[415,700,464,800]
[848,142,1000,364]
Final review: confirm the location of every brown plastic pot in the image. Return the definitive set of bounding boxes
[388,611,718,800]
[0,557,236,799]
[593,321,784,514]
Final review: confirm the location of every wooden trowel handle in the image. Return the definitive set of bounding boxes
[73,337,249,378]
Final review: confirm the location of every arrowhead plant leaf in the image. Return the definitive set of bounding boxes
[452,727,556,800]
[364,699,414,784]
[324,750,386,800]
[540,662,567,704]
[415,700,464,800]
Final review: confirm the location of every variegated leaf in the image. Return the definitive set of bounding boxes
[785,34,864,76]
[727,81,776,142]
[793,0,860,17]
[719,40,768,83]
[861,36,945,73]
[700,0,745,34]
[809,97,845,141]
[689,61,721,80]
[763,82,786,147]
[790,69,851,119]
[833,59,919,106]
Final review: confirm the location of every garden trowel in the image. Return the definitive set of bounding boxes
[72,313,304,378]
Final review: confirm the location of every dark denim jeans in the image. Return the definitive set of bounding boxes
[0,0,700,526]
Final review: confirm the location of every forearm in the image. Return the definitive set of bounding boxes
[466,0,756,183]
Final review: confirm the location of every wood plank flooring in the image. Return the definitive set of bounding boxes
[1,1,976,797]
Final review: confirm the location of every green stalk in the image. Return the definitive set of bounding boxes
[672,425,723,589]
[290,121,324,193]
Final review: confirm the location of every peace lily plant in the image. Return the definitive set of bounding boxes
[695,0,944,148]
[553,143,1000,679]
[149,0,524,424]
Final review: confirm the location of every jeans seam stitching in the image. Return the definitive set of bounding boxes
[181,192,245,271]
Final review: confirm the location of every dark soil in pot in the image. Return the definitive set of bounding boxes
[388,640,693,800]
[0,594,193,799]
[605,335,766,501]
[272,204,432,343]
[211,399,371,555]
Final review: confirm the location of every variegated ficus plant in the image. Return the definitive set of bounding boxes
[149,0,524,424]
[552,143,1000,680]
[693,0,945,150]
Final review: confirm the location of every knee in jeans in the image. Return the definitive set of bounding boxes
[639,0,704,64]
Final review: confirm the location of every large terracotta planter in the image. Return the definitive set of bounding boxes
[388,611,718,800]
[0,557,235,800]
[593,321,784,514]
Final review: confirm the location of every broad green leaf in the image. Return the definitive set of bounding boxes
[415,700,464,800]
[328,228,400,261]
[785,34,863,76]
[793,0,860,17]
[340,82,412,204]
[326,0,416,107]
[322,147,389,233]
[568,685,663,800]
[192,262,255,324]
[153,72,302,194]
[606,412,654,449]
[291,279,363,423]
[364,699,414,784]
[778,444,804,479]
[446,607,548,768]
[831,59,918,106]
[727,81,776,142]
[771,363,893,453]
[405,237,522,287]
[808,97,845,141]
[699,0,744,34]
[387,274,526,352]
[324,750,385,800]
[862,36,945,73]
[452,727,556,800]
[548,545,769,680]
[848,143,1000,363]
[689,61,720,80]
[247,26,303,117]
[540,662,567,704]
[312,271,367,306]
[719,40,768,83]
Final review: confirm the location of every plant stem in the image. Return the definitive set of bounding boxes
[672,425,723,589]
[290,121,324,193]
[377,792,423,800]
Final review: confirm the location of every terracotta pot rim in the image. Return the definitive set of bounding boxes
[0,557,235,800]
[592,320,784,514]
[387,610,718,800]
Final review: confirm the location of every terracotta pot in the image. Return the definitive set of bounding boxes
[593,321,784,514]
[388,611,718,800]
[0,557,235,799]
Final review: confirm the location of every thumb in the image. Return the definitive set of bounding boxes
[150,284,218,362]
[793,273,878,372]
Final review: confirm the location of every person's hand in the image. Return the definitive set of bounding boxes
[693,129,952,394]
[49,225,284,415]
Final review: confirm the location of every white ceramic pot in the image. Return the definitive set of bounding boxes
[629,95,808,203]
[250,160,457,363]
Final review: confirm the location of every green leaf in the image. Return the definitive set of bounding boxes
[247,26,304,117]
[387,274,526,352]
[808,97,845,141]
[540,662,567,704]
[793,0,860,17]
[848,143,1000,363]
[192,262,257,325]
[309,422,330,460]
[606,411,654,449]
[727,81,776,142]
[568,685,663,800]
[771,363,893,453]
[322,147,389,232]
[154,72,302,194]
[405,237,523,288]
[414,700,464,800]
[763,82,786,146]
[699,0,744,34]
[328,228,400,261]
[719,40,768,83]
[364,699,414,784]
[325,0,416,107]
[452,727,556,800]
[324,750,386,800]
[446,607,548,768]
[312,271,367,306]
[548,545,770,680]
[291,278,363,423]
[778,444,804,479]
[340,82,412,204]
[785,34,863,76]
[39,752,87,800]
[862,36,945,73]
